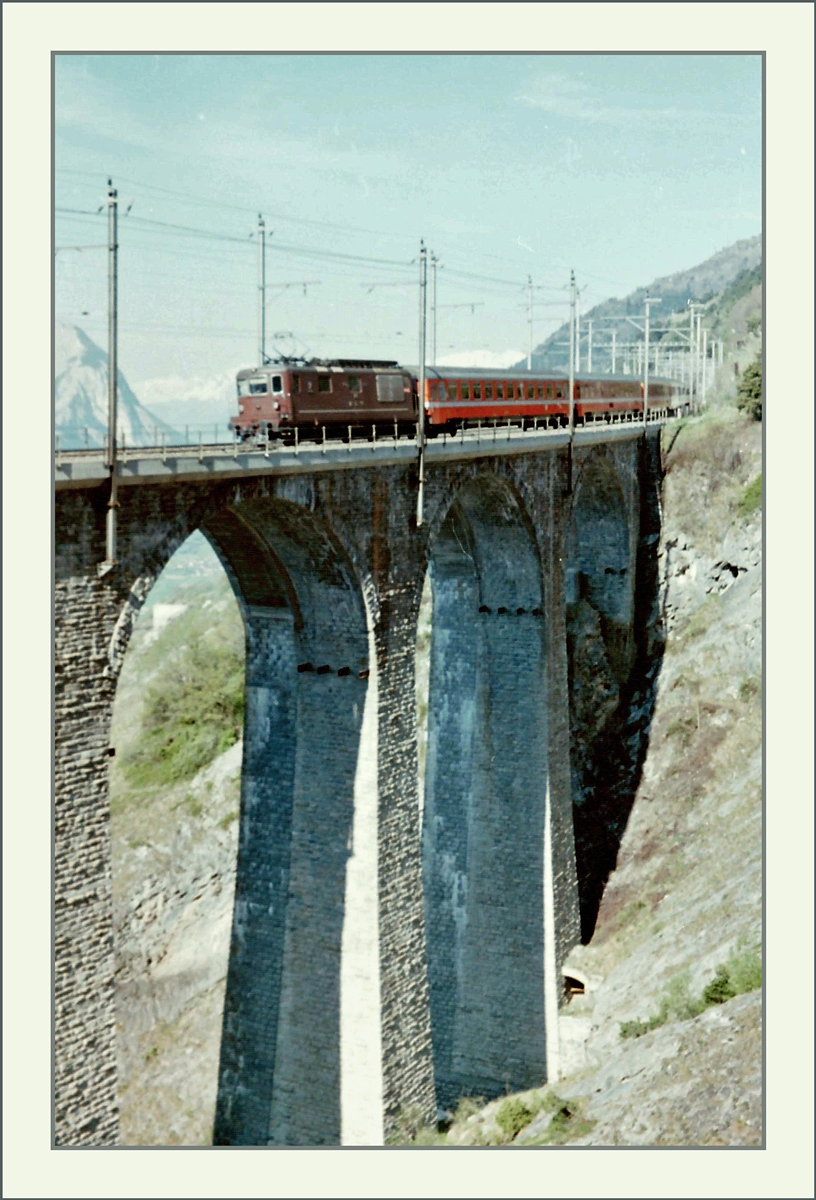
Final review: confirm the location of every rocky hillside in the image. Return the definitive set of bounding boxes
[522,234,761,373]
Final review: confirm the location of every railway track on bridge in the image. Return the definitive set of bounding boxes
[55,413,674,487]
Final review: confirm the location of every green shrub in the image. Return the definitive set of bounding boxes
[702,965,737,1005]
[736,356,762,421]
[722,947,762,996]
[738,676,761,702]
[620,952,762,1039]
[123,642,245,788]
[737,474,762,517]
[525,1095,596,1146]
[496,1098,533,1140]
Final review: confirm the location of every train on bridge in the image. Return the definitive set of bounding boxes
[229,359,688,444]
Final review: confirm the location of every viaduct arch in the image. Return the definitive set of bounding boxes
[53,433,662,1145]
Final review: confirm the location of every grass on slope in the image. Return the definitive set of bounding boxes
[111,532,245,810]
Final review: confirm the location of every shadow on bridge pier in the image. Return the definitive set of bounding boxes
[567,434,666,944]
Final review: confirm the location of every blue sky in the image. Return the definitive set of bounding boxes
[55,53,761,383]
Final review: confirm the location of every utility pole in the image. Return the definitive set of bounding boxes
[701,328,708,407]
[643,296,661,430]
[257,214,267,366]
[416,241,428,527]
[527,275,533,371]
[611,328,617,374]
[587,318,593,373]
[102,178,119,571]
[431,251,439,368]
[569,270,576,433]
[688,303,696,407]
[687,301,707,411]
[575,290,581,372]
[567,269,576,492]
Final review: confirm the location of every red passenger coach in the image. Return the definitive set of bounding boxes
[424,369,570,430]
[422,369,681,433]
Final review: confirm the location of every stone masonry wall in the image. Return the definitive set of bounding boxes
[54,437,650,1145]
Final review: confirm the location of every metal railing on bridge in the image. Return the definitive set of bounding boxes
[55,408,675,469]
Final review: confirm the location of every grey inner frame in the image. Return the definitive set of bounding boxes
[422,477,549,1109]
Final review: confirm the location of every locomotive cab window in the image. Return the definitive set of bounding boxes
[238,377,269,397]
[318,375,332,393]
[271,375,283,394]
[347,375,362,394]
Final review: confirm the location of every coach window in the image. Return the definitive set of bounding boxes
[348,375,362,394]
[461,381,470,399]
[473,382,482,399]
[484,382,493,400]
[526,383,535,399]
[318,375,332,393]
[446,381,456,401]
[507,382,515,399]
[496,382,504,399]
[272,375,283,394]
[546,383,552,399]
[556,384,563,398]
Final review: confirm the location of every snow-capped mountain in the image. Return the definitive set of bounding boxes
[55,324,175,448]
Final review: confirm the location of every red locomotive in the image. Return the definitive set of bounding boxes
[229,359,686,443]
[231,359,415,443]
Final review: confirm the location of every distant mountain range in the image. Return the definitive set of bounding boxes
[517,235,762,373]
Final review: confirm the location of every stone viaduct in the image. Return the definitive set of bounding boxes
[54,426,665,1146]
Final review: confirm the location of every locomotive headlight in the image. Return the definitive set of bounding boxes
[239,403,245,413]
[273,401,280,410]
